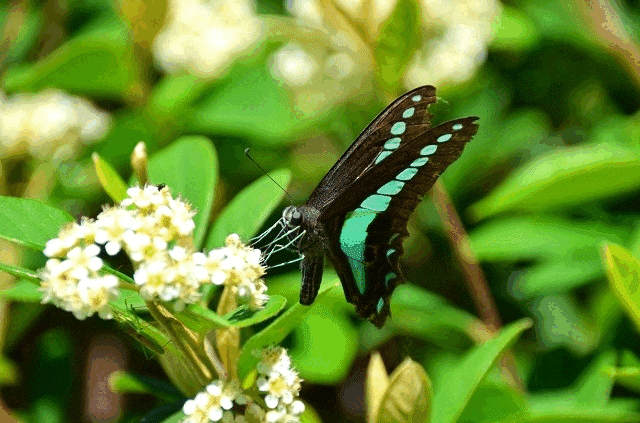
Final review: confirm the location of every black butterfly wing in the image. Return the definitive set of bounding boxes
[319,116,479,327]
[306,86,437,211]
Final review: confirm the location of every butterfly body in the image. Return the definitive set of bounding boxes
[284,86,479,327]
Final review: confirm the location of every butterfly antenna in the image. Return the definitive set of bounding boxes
[245,148,294,203]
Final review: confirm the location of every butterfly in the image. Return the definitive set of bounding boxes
[282,86,479,327]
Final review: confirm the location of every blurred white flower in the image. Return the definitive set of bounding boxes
[405,0,500,86]
[153,0,265,78]
[0,89,110,160]
[271,44,319,87]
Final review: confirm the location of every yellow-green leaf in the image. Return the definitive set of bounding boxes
[602,243,640,332]
[93,153,129,203]
[373,357,431,423]
[366,352,390,423]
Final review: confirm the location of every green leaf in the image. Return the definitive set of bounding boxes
[458,383,526,423]
[602,243,640,331]
[174,303,232,331]
[0,355,19,385]
[148,136,218,248]
[470,216,627,298]
[110,298,173,357]
[390,284,483,344]
[206,168,292,249]
[610,367,640,395]
[431,319,532,423]
[3,18,139,98]
[0,196,74,250]
[0,262,40,283]
[145,73,211,125]
[470,143,640,219]
[575,351,617,406]
[0,279,42,303]
[288,308,359,384]
[491,5,541,52]
[374,0,422,93]
[299,402,323,423]
[236,283,338,380]
[109,371,151,394]
[109,371,182,402]
[507,408,640,422]
[532,295,597,355]
[190,65,322,143]
[0,4,42,65]
[373,358,432,423]
[93,153,129,203]
[367,352,390,423]
[225,295,287,328]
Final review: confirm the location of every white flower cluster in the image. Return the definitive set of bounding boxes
[153,0,265,78]
[257,346,305,422]
[182,347,304,423]
[217,234,268,311]
[40,220,118,320]
[0,89,110,160]
[40,185,268,319]
[405,0,500,86]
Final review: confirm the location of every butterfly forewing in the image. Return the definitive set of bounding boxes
[307,86,437,211]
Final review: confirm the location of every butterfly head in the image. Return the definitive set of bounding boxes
[282,205,303,230]
[282,205,323,251]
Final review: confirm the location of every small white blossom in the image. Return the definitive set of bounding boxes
[257,346,292,376]
[182,380,244,423]
[255,347,303,413]
[39,220,116,319]
[265,402,305,423]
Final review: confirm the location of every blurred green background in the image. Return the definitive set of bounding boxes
[2,0,640,421]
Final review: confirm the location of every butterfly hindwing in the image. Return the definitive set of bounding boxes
[318,116,479,326]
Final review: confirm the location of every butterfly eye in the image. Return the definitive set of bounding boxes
[290,210,302,226]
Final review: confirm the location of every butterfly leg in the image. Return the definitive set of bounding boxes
[299,253,324,305]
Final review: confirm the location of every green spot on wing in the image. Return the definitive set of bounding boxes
[375,150,392,164]
[384,137,402,149]
[361,194,391,212]
[437,134,452,143]
[391,122,406,135]
[421,145,437,155]
[378,180,404,195]
[397,168,418,181]
[340,209,376,295]
[411,157,428,167]
[403,107,415,118]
